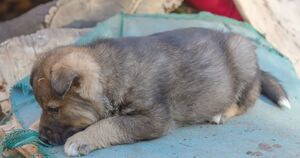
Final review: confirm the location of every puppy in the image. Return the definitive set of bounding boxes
[30,28,290,156]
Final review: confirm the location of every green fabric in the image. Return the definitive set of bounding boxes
[0,129,52,157]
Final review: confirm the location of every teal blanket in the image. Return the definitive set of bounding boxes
[11,13,300,158]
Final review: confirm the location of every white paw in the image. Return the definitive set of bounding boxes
[64,132,97,156]
[65,143,80,156]
[278,97,291,110]
[211,114,224,124]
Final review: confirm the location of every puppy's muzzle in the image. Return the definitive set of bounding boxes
[39,124,82,145]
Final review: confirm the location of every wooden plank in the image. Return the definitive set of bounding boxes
[234,0,300,77]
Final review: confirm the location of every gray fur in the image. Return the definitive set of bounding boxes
[88,28,258,126]
[30,28,289,155]
[261,71,288,104]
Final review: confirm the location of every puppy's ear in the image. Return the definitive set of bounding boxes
[51,67,79,98]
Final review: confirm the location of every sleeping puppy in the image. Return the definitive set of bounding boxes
[30,28,291,156]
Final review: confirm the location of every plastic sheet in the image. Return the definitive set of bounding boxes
[11,13,300,158]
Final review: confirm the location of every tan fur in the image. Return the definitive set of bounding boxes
[211,103,244,124]
[67,105,99,126]
[223,104,243,120]
[31,47,110,145]
[51,49,103,102]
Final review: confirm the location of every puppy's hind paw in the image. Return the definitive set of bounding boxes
[211,114,224,125]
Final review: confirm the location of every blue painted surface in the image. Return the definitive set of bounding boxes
[11,13,300,157]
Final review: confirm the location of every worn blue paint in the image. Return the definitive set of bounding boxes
[10,13,300,157]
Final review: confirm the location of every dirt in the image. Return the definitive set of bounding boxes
[272,144,282,148]
[246,142,284,157]
[246,151,263,156]
[258,143,273,152]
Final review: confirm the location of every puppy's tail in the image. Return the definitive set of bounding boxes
[260,70,291,110]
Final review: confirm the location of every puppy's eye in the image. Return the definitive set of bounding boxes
[47,107,59,113]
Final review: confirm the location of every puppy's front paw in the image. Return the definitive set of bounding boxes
[64,132,97,156]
